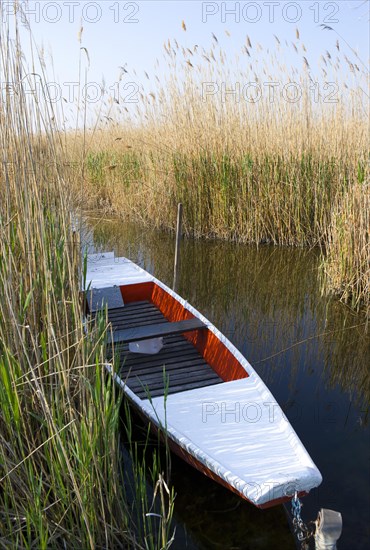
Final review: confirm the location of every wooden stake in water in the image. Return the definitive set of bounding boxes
[173,203,183,292]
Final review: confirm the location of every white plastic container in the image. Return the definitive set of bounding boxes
[129,337,163,355]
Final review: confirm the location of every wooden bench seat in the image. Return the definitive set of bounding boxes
[107,317,207,345]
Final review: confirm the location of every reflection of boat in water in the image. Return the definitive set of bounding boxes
[85,251,322,509]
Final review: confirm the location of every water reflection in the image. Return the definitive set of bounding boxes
[86,215,370,550]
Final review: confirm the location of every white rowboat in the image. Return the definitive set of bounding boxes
[85,252,322,508]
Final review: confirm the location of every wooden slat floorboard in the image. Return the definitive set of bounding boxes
[135,378,222,399]
[121,368,212,387]
[121,358,208,377]
[120,301,151,308]
[121,353,201,371]
[111,311,157,320]
[111,336,194,353]
[104,298,222,397]
[119,344,199,363]
[121,354,205,372]
[122,338,195,355]
[108,309,160,321]
[127,371,220,392]
[108,306,159,319]
[109,307,161,315]
[126,366,217,385]
[110,318,167,330]
[111,344,197,363]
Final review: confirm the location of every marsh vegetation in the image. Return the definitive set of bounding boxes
[80,32,369,316]
[0,10,174,549]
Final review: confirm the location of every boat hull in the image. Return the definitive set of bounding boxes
[133,402,307,509]
[86,252,323,508]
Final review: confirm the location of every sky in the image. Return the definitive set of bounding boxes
[4,0,369,124]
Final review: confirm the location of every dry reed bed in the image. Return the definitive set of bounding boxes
[0,8,173,549]
[322,182,369,313]
[78,33,369,316]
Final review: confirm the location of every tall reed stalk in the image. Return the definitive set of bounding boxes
[0,7,174,548]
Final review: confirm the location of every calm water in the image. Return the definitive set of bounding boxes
[86,216,369,550]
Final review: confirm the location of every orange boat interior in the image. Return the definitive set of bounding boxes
[118,281,248,383]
